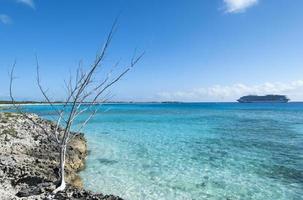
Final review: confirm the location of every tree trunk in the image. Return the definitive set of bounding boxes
[53,145,67,193]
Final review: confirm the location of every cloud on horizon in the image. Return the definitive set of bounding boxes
[0,14,12,24]
[16,0,35,9]
[223,0,258,13]
[158,80,303,102]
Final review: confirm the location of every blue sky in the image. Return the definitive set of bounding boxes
[1,0,303,102]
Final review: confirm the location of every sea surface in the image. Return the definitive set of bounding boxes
[8,103,303,200]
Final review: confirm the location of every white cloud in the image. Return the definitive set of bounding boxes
[223,0,258,13]
[17,0,35,9]
[0,14,12,24]
[158,80,303,102]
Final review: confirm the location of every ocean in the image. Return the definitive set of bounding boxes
[12,103,303,200]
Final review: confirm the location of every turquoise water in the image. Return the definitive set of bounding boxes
[12,103,303,199]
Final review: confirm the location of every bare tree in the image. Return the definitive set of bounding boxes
[9,22,144,193]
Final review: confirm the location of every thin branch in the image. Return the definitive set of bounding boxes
[36,56,68,124]
[9,62,59,142]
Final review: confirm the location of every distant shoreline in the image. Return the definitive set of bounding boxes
[1,101,303,107]
[0,103,66,107]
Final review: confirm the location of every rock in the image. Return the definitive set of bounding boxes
[70,175,83,188]
[16,186,43,197]
[0,112,123,200]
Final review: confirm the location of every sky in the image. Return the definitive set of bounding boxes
[1,0,303,102]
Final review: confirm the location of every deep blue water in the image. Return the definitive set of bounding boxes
[6,103,303,200]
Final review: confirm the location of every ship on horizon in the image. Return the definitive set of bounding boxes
[237,95,289,103]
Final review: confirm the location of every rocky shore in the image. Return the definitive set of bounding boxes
[0,112,123,200]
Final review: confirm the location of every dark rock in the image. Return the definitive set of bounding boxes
[16,186,43,197]
[13,176,46,186]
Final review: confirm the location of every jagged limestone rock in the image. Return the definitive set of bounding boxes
[0,112,123,200]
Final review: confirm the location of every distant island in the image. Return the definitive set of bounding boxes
[0,100,44,105]
[237,95,289,103]
[0,101,66,105]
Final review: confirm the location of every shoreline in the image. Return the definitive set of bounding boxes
[0,112,123,200]
[0,103,66,107]
[2,101,300,109]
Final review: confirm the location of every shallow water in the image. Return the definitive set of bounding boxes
[14,103,303,199]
